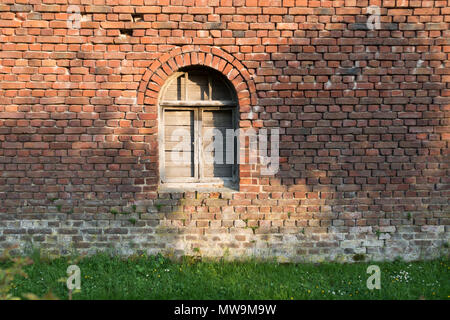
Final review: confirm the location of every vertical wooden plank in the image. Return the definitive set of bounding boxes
[160,107,166,182]
[208,74,212,102]
[198,108,202,181]
[194,108,200,180]
[184,72,188,101]
[232,107,238,183]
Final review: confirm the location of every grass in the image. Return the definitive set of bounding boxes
[2,253,449,300]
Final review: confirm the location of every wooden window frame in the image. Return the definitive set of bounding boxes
[159,69,239,187]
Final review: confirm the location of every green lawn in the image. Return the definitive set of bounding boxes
[3,253,449,300]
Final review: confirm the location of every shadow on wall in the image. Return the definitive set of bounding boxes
[150,13,449,262]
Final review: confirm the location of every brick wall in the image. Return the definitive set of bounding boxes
[0,0,449,262]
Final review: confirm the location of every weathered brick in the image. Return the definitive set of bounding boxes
[0,1,446,263]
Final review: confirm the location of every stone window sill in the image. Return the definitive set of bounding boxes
[158,182,238,193]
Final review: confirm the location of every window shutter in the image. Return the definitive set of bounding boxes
[201,109,234,178]
[163,109,195,179]
[160,68,238,186]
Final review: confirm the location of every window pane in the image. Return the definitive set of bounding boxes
[164,75,185,101]
[187,74,209,101]
[202,109,233,127]
[164,110,194,179]
[211,78,231,101]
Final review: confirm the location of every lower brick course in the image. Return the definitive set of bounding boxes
[0,189,448,262]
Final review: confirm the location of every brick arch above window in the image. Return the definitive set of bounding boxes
[137,45,257,125]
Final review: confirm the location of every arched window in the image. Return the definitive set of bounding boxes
[159,67,238,188]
